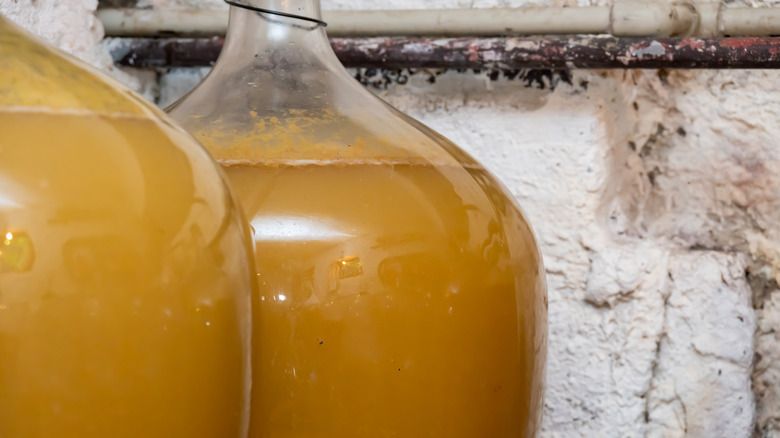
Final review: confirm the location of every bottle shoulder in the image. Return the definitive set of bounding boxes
[0,20,131,115]
[166,61,476,166]
[0,110,256,295]
[0,17,181,128]
[0,16,239,222]
[0,112,232,233]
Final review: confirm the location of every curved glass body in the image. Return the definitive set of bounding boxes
[168,1,547,436]
[0,16,255,438]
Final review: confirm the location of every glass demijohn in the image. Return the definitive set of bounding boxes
[0,15,255,438]
[168,1,548,436]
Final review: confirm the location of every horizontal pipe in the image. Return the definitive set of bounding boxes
[105,36,780,69]
[327,7,611,37]
[98,9,228,37]
[96,4,780,38]
[722,9,780,37]
[610,2,695,37]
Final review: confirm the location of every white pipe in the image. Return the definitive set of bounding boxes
[693,2,723,37]
[96,3,780,38]
[98,9,229,37]
[610,1,696,37]
[722,8,780,36]
[327,7,611,36]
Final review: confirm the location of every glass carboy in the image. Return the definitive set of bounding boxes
[168,1,547,436]
[0,15,255,438]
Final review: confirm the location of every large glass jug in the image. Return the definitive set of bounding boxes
[0,15,255,438]
[168,1,547,436]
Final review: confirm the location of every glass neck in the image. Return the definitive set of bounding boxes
[229,0,322,20]
[218,0,337,70]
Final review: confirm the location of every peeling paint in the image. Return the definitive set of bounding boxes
[631,40,667,59]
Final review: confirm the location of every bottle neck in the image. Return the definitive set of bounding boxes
[219,0,336,70]
[227,0,323,21]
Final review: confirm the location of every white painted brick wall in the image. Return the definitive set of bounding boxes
[5,0,780,436]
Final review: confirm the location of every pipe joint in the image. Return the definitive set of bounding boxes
[692,2,724,37]
[611,0,696,37]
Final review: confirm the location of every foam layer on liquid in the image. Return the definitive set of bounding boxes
[184,108,465,167]
[218,157,473,168]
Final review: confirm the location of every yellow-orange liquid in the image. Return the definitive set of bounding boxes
[0,112,253,438]
[225,160,546,437]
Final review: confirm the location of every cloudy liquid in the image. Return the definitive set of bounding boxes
[0,111,252,438]
[225,160,546,437]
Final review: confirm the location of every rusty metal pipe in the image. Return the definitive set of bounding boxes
[105,36,780,70]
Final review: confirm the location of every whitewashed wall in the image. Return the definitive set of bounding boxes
[5,0,780,436]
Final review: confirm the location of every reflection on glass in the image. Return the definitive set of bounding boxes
[251,216,354,242]
[0,230,34,273]
[336,255,362,279]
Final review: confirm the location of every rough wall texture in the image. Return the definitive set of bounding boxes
[6,0,780,436]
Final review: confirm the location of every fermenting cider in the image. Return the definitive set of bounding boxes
[164,1,548,431]
[0,111,252,438]
[1,12,254,438]
[223,159,546,437]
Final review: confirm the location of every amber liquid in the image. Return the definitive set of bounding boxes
[0,112,252,438]
[225,160,546,437]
